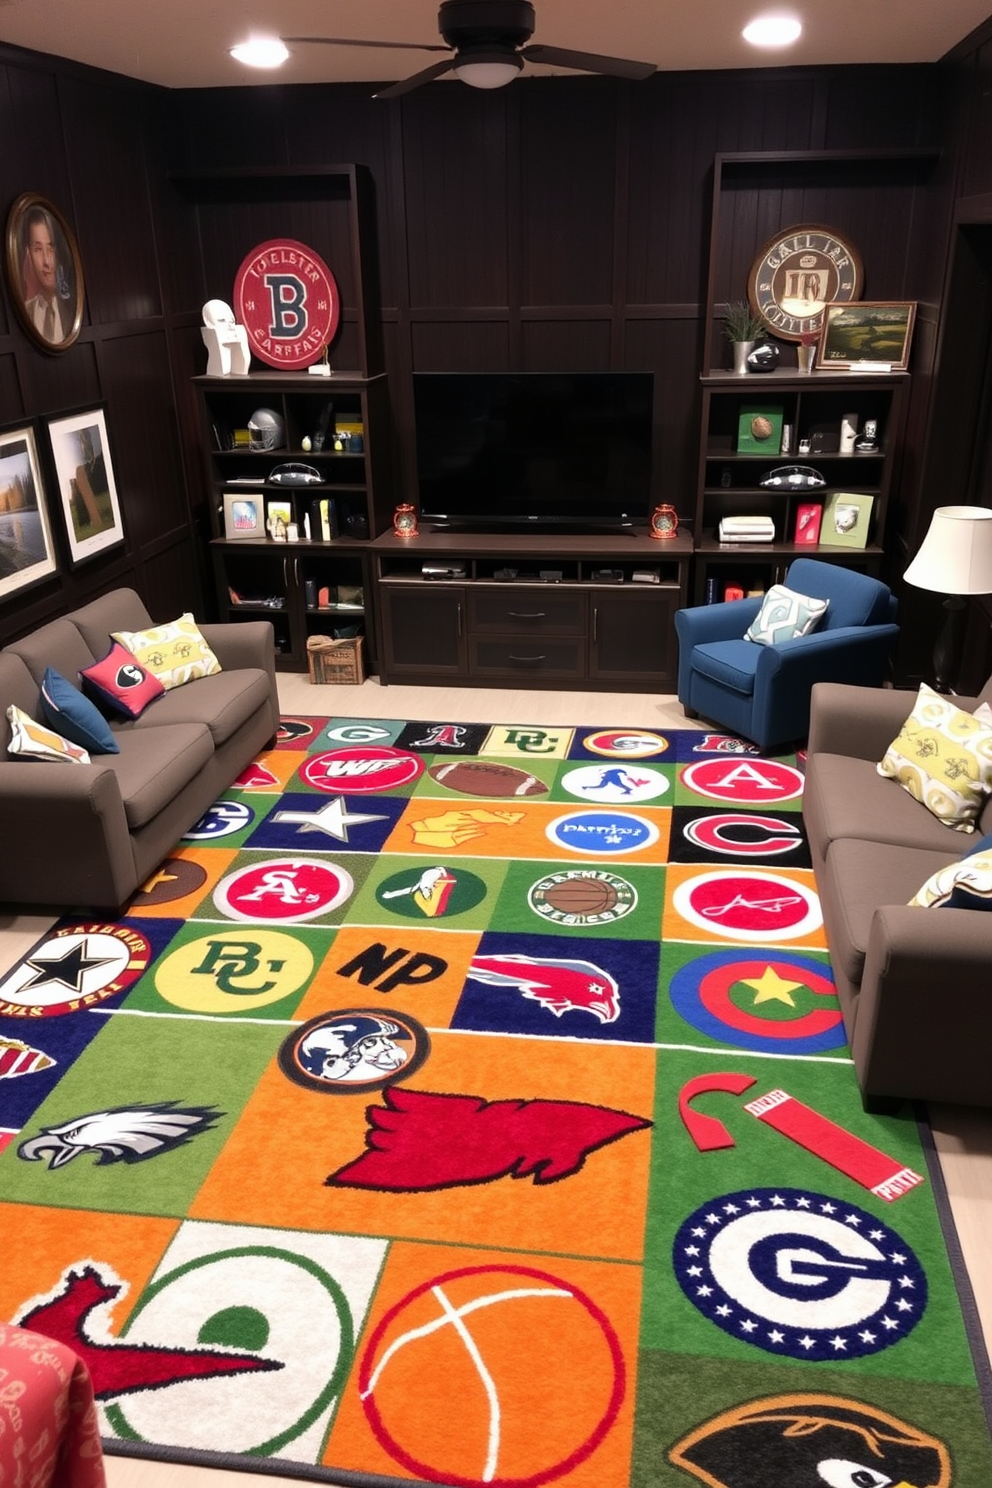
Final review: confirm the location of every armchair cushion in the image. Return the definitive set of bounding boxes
[691,640,759,696]
[877,683,992,832]
[745,584,829,645]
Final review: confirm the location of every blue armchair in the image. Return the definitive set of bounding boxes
[674,558,899,752]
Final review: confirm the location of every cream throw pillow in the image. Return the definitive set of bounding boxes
[111,613,221,691]
[7,704,90,763]
[877,684,992,832]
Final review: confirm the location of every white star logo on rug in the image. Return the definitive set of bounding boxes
[271,796,388,841]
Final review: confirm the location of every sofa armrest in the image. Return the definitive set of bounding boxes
[0,761,135,909]
[806,681,982,762]
[198,620,275,674]
[852,904,992,1104]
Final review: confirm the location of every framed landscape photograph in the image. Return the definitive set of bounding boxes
[817,301,917,370]
[0,423,59,600]
[46,406,125,564]
[820,491,875,548]
[4,193,85,353]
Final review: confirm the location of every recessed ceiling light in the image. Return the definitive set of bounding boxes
[229,37,289,68]
[742,14,803,48]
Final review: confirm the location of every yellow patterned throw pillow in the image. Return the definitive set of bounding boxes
[6,705,90,764]
[111,613,221,691]
[877,684,992,831]
[909,840,992,909]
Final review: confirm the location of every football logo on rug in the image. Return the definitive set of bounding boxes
[18,1102,221,1168]
[560,764,669,804]
[376,865,487,919]
[668,1393,951,1488]
[0,924,151,1018]
[214,858,355,922]
[672,870,822,941]
[279,1009,430,1094]
[183,800,254,841]
[672,1186,927,1360]
[528,869,637,926]
[681,759,805,804]
[358,1262,625,1487]
[545,811,660,856]
[468,952,620,1021]
[582,729,669,758]
[668,949,843,1052]
[302,747,423,794]
[428,760,548,798]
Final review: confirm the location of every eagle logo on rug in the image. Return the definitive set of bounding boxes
[18,1102,221,1168]
[668,1392,950,1487]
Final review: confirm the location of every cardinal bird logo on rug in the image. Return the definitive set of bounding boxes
[327,1087,651,1191]
[467,953,621,1022]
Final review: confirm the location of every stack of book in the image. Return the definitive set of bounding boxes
[718,515,775,543]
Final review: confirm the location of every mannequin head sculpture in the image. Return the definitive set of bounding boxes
[201,300,250,376]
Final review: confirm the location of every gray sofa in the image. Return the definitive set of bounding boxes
[803,679,992,1109]
[0,587,280,912]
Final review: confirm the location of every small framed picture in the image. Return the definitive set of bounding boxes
[820,492,875,549]
[4,193,85,353]
[45,406,125,565]
[223,492,266,540]
[817,302,917,371]
[0,422,59,600]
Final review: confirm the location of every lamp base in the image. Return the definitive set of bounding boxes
[932,595,967,694]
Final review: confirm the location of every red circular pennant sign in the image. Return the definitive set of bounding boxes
[233,238,340,369]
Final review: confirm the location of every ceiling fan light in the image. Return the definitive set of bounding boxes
[229,37,289,69]
[742,14,802,48]
[453,49,524,88]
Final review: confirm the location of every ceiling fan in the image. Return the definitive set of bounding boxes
[284,0,657,98]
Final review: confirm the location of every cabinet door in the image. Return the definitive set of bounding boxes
[211,543,300,666]
[589,588,680,687]
[378,586,468,680]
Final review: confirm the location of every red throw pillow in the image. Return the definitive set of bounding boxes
[80,641,165,719]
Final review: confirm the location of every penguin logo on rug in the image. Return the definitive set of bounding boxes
[668,1392,950,1487]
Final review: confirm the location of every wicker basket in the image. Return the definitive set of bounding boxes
[306,633,365,685]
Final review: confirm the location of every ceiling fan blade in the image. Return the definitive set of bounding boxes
[283,36,451,53]
[374,58,459,98]
[521,44,655,80]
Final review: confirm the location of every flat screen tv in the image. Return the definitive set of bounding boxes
[413,371,654,533]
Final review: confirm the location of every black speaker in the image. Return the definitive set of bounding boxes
[345,513,369,539]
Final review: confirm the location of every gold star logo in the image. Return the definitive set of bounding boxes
[740,966,804,1006]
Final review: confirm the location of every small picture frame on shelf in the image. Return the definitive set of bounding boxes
[793,502,823,545]
[817,302,917,371]
[820,492,874,548]
[223,492,265,540]
[736,404,784,455]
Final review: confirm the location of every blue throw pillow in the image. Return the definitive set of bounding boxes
[40,667,119,754]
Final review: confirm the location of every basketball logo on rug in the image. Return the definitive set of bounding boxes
[672,1187,927,1360]
[545,811,660,856]
[672,870,822,941]
[358,1262,625,1487]
[428,759,548,798]
[279,1009,430,1093]
[183,800,254,841]
[302,747,423,794]
[214,858,354,922]
[155,931,313,1013]
[582,729,669,758]
[681,759,805,804]
[528,869,637,926]
[668,949,845,1053]
[0,924,151,1018]
[560,764,669,804]
[376,865,487,919]
[668,1393,951,1488]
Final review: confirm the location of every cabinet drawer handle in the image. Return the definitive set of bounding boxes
[509,653,547,663]
[508,610,546,619]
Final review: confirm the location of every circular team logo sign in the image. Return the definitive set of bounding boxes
[0,924,151,1018]
[183,800,254,841]
[376,865,487,920]
[673,869,822,942]
[277,719,315,744]
[560,764,668,805]
[546,811,659,856]
[359,1263,624,1488]
[279,1008,430,1094]
[234,238,341,370]
[214,858,354,923]
[682,759,805,805]
[528,870,637,927]
[135,858,209,906]
[155,930,313,1014]
[673,1187,926,1361]
[302,746,423,795]
[669,948,844,1053]
[582,729,669,759]
[683,813,804,858]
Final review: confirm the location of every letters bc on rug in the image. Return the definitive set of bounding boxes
[1,717,991,1488]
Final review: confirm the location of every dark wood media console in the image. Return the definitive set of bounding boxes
[370,529,692,691]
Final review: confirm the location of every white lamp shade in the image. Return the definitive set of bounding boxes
[903,505,992,594]
[454,51,524,88]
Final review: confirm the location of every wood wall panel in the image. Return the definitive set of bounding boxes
[519,319,612,368]
[97,332,188,549]
[409,320,511,369]
[624,317,702,507]
[0,353,22,416]
[18,340,102,421]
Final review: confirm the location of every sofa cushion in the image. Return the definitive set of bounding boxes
[67,587,153,659]
[123,668,273,748]
[6,704,90,764]
[803,752,983,857]
[690,640,759,696]
[111,613,221,690]
[81,642,165,719]
[6,617,98,686]
[40,668,118,754]
[877,683,992,831]
[818,837,964,985]
[100,723,214,829]
[745,584,828,646]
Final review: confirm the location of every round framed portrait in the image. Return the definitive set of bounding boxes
[4,193,85,353]
[747,224,863,342]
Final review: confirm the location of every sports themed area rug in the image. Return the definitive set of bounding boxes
[1,715,991,1488]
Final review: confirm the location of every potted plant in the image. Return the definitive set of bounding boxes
[723,299,767,374]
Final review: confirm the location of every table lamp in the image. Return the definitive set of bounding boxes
[903,505,992,692]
